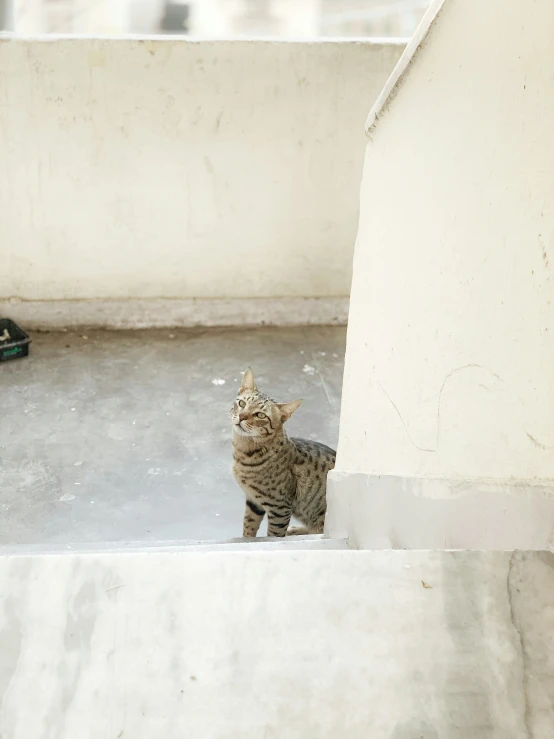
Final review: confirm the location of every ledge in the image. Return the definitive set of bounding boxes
[0,297,349,329]
[326,471,554,550]
[365,0,447,135]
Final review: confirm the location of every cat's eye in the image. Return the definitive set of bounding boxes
[238,400,246,408]
[255,412,266,419]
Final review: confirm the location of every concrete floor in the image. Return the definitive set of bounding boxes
[5,549,553,738]
[0,327,345,548]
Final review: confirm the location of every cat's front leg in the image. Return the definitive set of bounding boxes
[266,505,292,538]
[243,498,265,538]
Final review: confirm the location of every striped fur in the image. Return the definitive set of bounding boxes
[231,368,336,538]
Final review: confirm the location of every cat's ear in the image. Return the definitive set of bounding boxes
[240,368,257,393]
[276,399,302,422]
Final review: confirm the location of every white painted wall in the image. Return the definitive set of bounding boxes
[336,0,554,483]
[0,39,404,315]
[326,0,554,548]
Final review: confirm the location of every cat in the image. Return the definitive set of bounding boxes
[231,368,336,538]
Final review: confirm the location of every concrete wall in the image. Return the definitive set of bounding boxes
[327,0,554,548]
[0,38,404,327]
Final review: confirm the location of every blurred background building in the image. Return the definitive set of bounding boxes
[0,0,429,37]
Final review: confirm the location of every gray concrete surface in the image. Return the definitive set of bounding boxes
[2,549,553,738]
[0,535,351,555]
[0,327,345,547]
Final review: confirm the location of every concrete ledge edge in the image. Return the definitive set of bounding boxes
[325,471,554,550]
[365,0,447,135]
[0,297,349,330]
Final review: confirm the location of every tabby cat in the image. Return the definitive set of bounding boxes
[231,368,336,538]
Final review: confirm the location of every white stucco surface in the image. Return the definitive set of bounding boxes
[1,548,554,737]
[336,0,554,483]
[0,38,404,315]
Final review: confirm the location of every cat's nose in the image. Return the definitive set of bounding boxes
[239,413,248,422]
